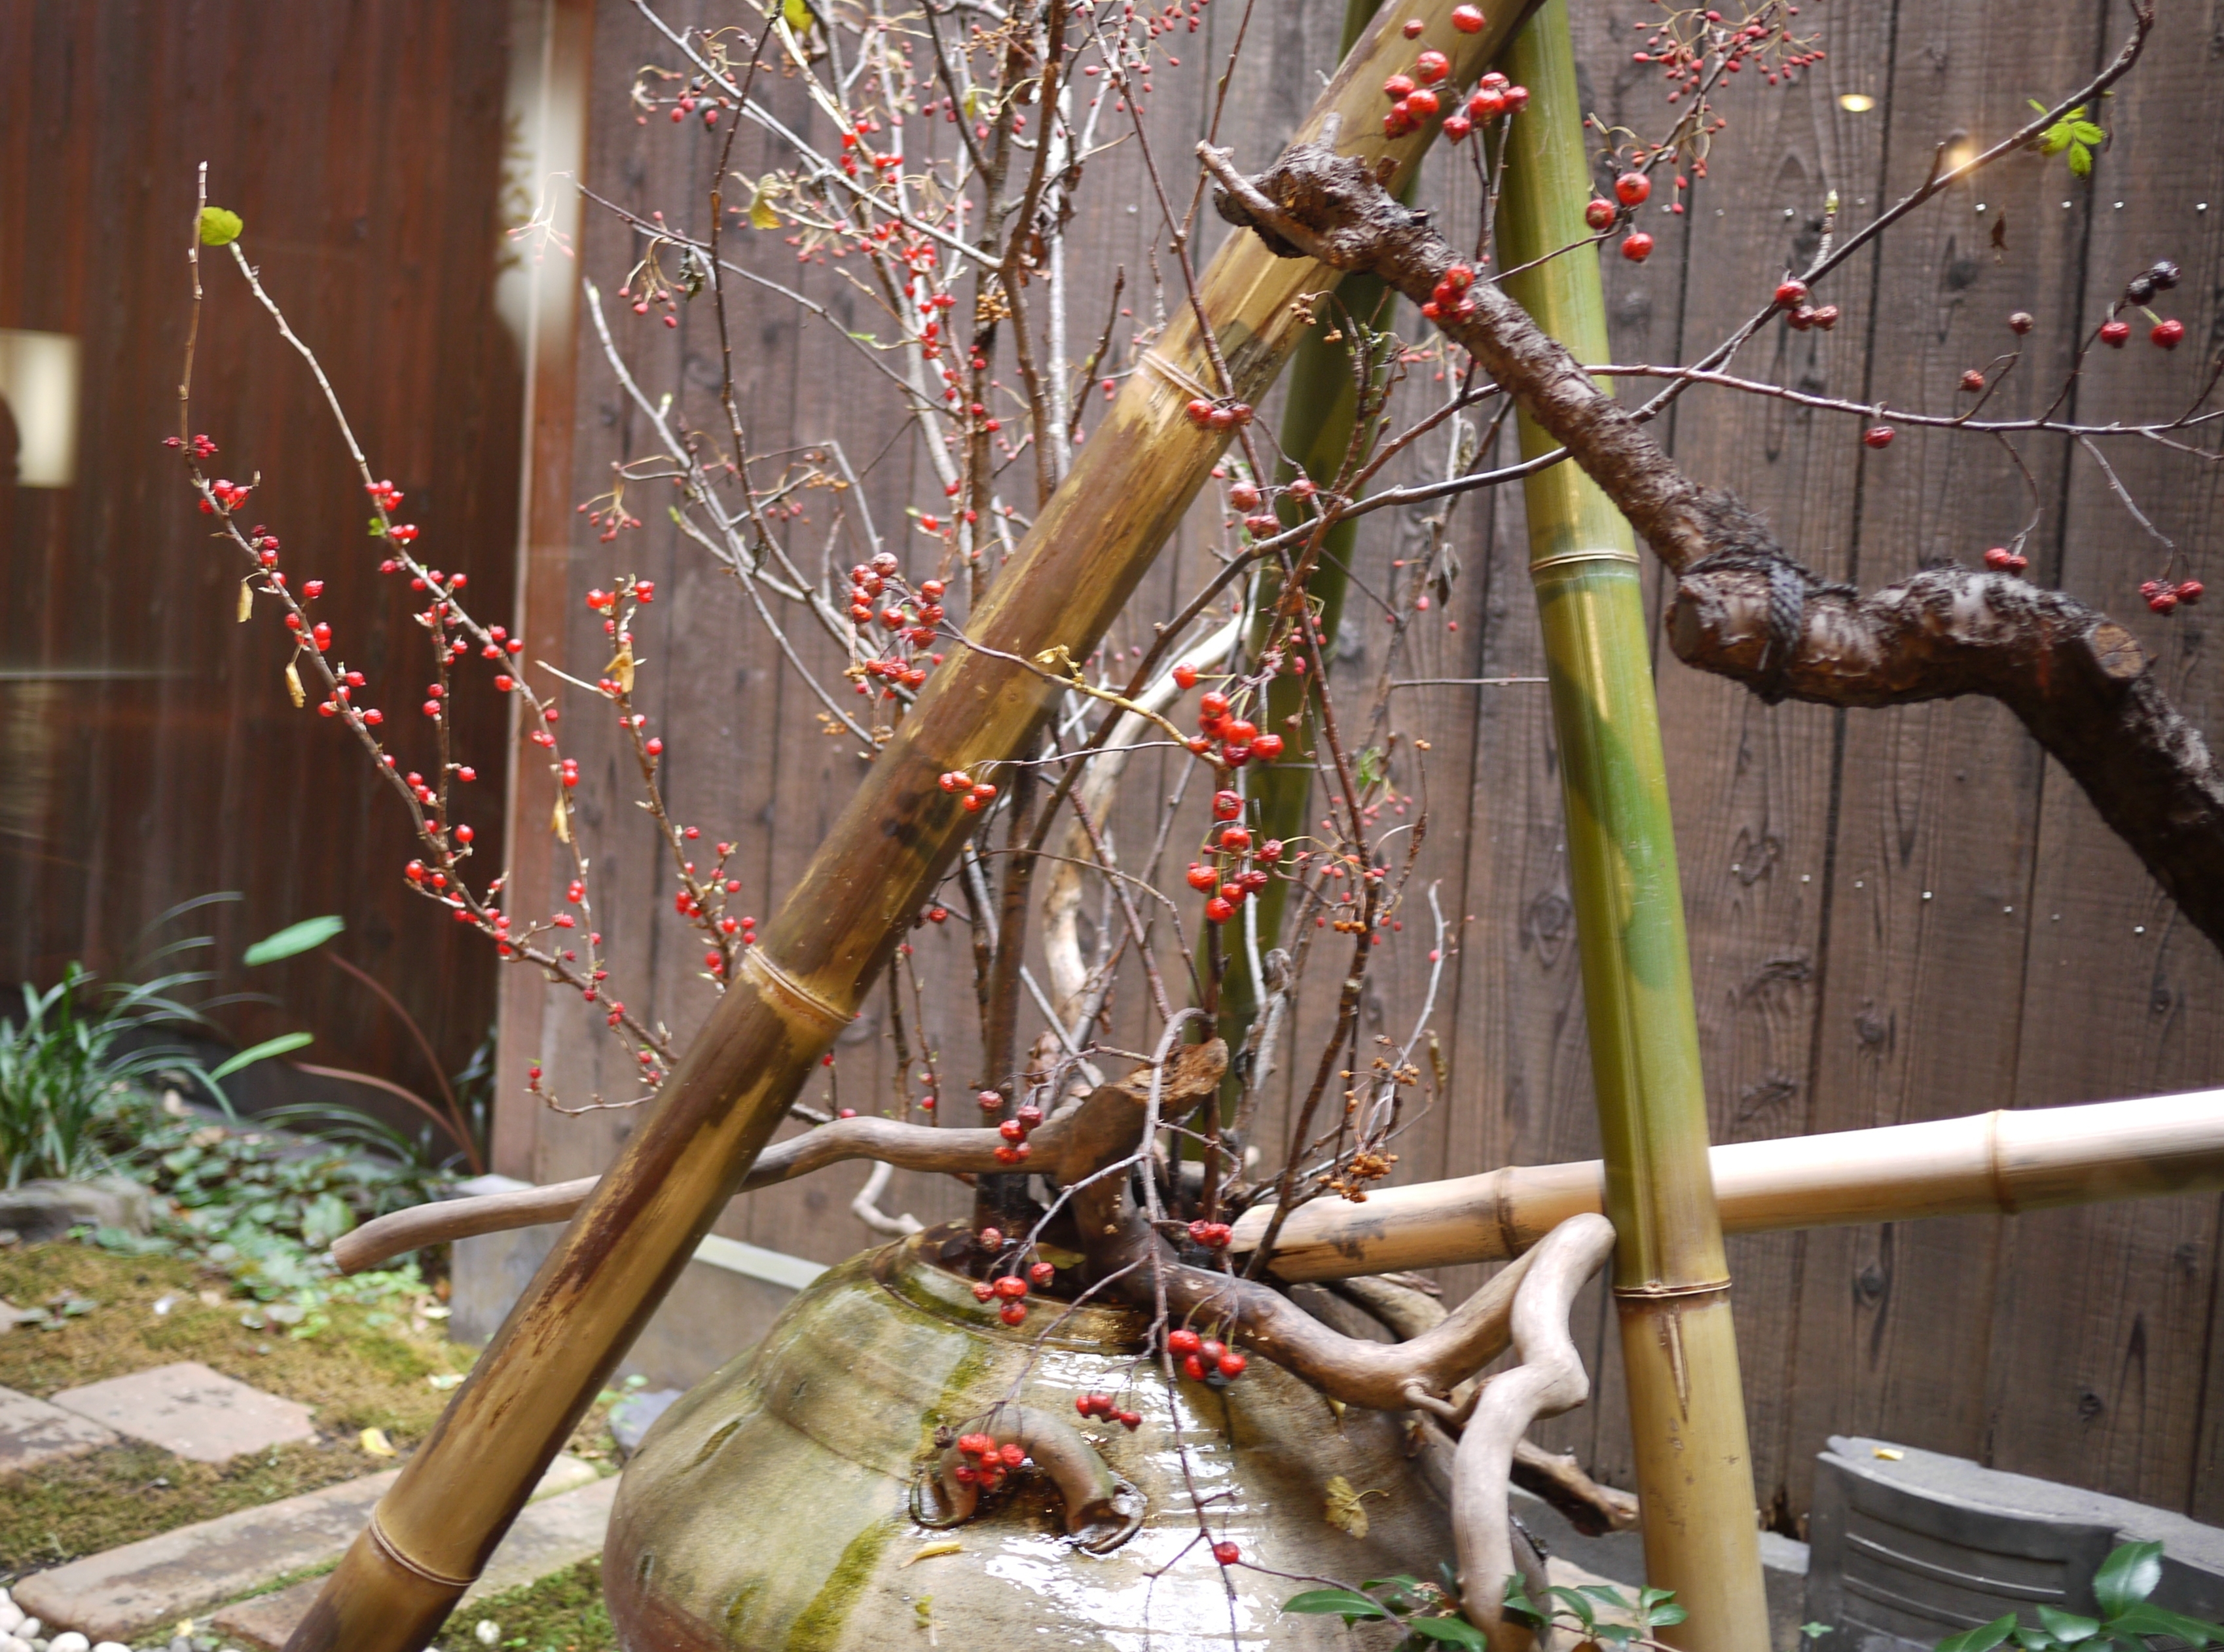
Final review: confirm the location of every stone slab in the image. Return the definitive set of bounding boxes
[17,1455,598,1642]
[210,1473,619,1652]
[0,1386,118,1476]
[48,1363,315,1465]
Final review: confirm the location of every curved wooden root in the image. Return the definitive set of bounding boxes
[1453,1213,1617,1652]
[331,1042,1225,1275]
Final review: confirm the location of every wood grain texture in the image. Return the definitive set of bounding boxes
[0,2,519,1109]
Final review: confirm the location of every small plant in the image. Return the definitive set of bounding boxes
[1934,1541,2224,1652]
[2032,100,2107,176]
[1283,1569,1686,1651]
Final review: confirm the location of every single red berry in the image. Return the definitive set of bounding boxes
[2100,320,2132,348]
[1186,397,1215,426]
[1614,170,1652,206]
[1584,198,1616,230]
[1219,824,1252,851]
[1173,662,1199,689]
[1413,48,1450,84]
[2179,580,2204,605]
[1205,896,1235,924]
[1029,1260,1055,1285]
[1251,733,1285,762]
[1210,784,1241,817]
[1187,863,1217,890]
[1383,73,1416,100]
[1183,1353,1208,1380]
[1404,87,1440,117]
[1228,481,1262,510]
[1467,86,1506,119]
[1118,1410,1141,1429]
[999,1302,1027,1325]
[1212,1541,1241,1566]
[2152,318,2185,350]
[1863,426,1895,449]
[993,1275,1028,1299]
[2149,587,2180,614]
[1810,304,1840,330]
[1168,1329,1203,1356]
[1442,113,1473,143]
[1960,369,1986,392]
[1773,278,1809,308]
[1403,17,1425,36]
[1452,3,1486,30]
[2009,311,2035,335]
[1984,547,2015,570]
[972,1280,996,1301]
[1620,231,1654,263]
[1217,1350,1247,1378]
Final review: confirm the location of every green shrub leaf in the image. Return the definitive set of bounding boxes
[2094,1542,2164,1618]
[245,915,345,966]
[1281,1588,1393,1623]
[198,206,244,246]
[1937,1615,2020,1652]
[209,1031,314,1081]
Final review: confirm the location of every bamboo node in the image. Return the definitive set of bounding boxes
[367,1509,475,1590]
[1611,1277,1731,1302]
[740,945,852,1035]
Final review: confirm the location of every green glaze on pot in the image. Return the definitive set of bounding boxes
[606,1230,1449,1649]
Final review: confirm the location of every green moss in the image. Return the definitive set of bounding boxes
[461,1558,615,1652]
[784,1517,899,1652]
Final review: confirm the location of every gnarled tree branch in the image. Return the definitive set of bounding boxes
[1200,140,2224,953]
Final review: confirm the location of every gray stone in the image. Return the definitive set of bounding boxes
[208,1473,617,1652]
[1807,1436,2224,1652]
[606,1389,682,1460]
[0,1180,151,1244]
[447,1175,814,1391]
[46,1365,313,1465]
[15,1455,598,1642]
[0,1386,118,1475]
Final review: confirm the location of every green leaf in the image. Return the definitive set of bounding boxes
[1802,1624,1833,1642]
[2011,1628,2060,1652]
[782,0,812,30]
[1282,1588,1393,1623]
[2041,127,2073,155]
[2066,143,2092,177]
[198,206,244,246]
[2094,1542,2166,1618]
[1501,1581,1546,1627]
[368,517,387,537]
[1938,1615,2020,1652]
[748,176,782,231]
[245,915,346,966]
[2069,122,2106,144]
[1643,1602,1691,1628]
[1406,1618,1488,1649]
[2110,1601,2224,1647]
[1547,1587,1600,1631]
[2037,1607,2101,1643]
[209,1031,314,1082]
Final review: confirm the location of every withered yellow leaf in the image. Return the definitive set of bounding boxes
[1324,1473,1385,1539]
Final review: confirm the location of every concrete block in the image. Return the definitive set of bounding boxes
[0,1386,118,1476]
[446,1175,823,1390]
[0,1179,152,1245]
[47,1363,314,1465]
[210,1473,619,1651]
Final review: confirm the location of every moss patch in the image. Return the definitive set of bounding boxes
[0,1243,479,1579]
[458,1558,615,1652]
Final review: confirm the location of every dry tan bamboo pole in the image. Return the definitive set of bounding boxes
[1231,1086,2224,1280]
[282,8,1533,1649]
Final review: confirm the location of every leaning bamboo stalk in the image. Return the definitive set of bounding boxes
[283,8,1531,1651]
[1230,1086,2224,1280]
[1495,10,1770,1650]
[335,1085,2224,1277]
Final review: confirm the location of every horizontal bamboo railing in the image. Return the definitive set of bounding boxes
[334,1088,2224,1279]
[1228,1087,2224,1280]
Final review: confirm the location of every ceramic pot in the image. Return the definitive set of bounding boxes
[606,1226,1454,1649]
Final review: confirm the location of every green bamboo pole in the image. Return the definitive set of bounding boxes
[1495,7,1772,1650]
[280,7,1531,1650]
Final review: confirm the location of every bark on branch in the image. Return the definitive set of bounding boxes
[1202,141,2224,952]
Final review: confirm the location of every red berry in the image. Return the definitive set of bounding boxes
[1467,87,1506,119]
[1403,18,1425,37]
[2009,311,2035,335]
[1168,1328,1203,1355]
[1187,864,1216,890]
[1219,824,1252,851]
[972,1279,996,1301]
[1414,49,1450,83]
[1228,481,1262,511]
[1584,199,1616,230]
[1620,231,1654,263]
[1251,733,1285,762]
[1984,547,2015,570]
[1186,398,1215,426]
[1773,278,1809,308]
[2149,587,2180,614]
[1810,304,1841,330]
[2181,581,2205,605]
[1217,1350,1247,1378]
[1863,426,1895,449]
[1118,1410,1141,1429]
[1383,73,1415,100]
[2100,320,2131,348]
[1183,1353,1208,1380]
[1614,171,1652,206]
[1452,3,1486,29]
[1211,785,1241,818]
[1960,369,1986,392]
[1212,1541,1241,1566]
[1173,662,1199,689]
[999,1302,1027,1325]
[2152,319,2185,350]
[1404,87,1440,118]
[1442,113,1473,143]
[1205,896,1235,924]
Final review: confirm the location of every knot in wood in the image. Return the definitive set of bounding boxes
[1212,142,1427,267]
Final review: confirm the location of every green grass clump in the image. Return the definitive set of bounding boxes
[452,1560,615,1652]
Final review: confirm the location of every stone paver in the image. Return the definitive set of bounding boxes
[210,1474,619,1652]
[17,1456,598,1642]
[0,1386,118,1476]
[48,1363,315,1465]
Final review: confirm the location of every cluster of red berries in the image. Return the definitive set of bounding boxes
[939,770,1000,811]
[1178,681,1285,765]
[846,554,942,697]
[1444,71,1529,143]
[1982,546,2031,576]
[585,581,657,615]
[2100,318,2185,350]
[199,479,251,515]
[1584,172,1661,261]
[1184,398,1254,433]
[1074,1392,1144,1429]
[1770,278,1840,331]
[365,478,405,513]
[1419,262,1477,325]
[950,1432,1028,1488]
[1224,475,1284,538]
[983,1093,1046,1166]
[1631,8,1824,94]
[162,432,221,459]
[1167,1326,1248,1382]
[2140,578,2204,614]
[1186,1218,1233,1248]
[1188,790,1283,927]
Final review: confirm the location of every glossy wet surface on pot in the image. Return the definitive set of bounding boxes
[606,1230,1451,1649]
